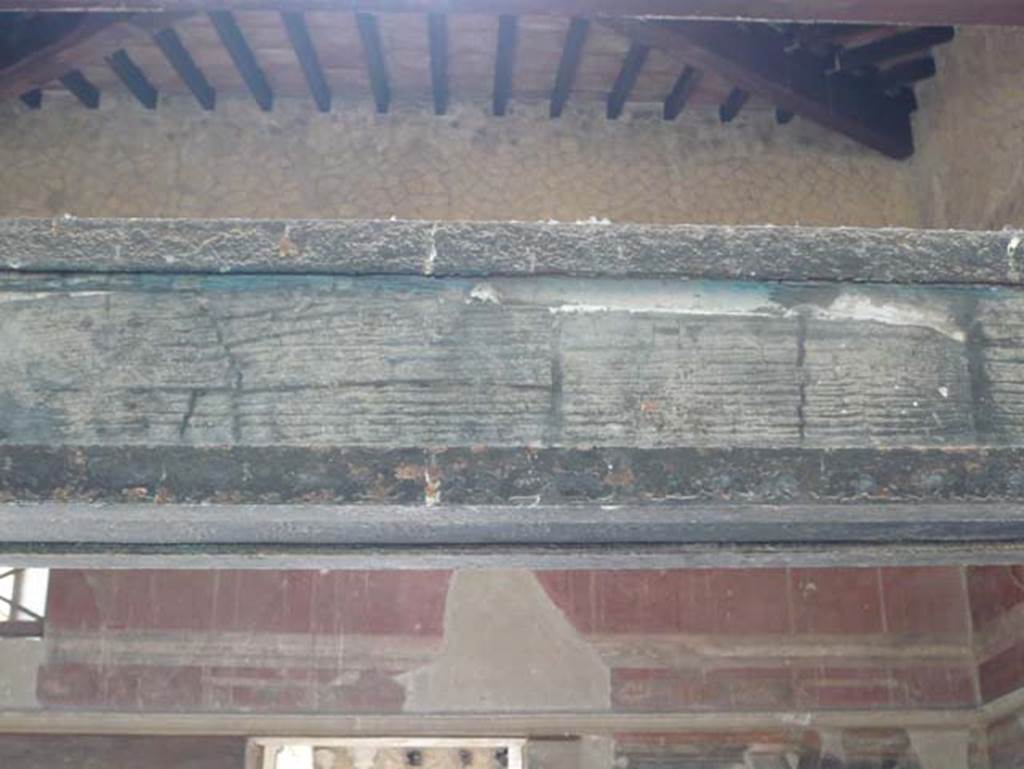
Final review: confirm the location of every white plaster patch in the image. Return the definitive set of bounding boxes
[805,292,965,342]
[469,282,501,304]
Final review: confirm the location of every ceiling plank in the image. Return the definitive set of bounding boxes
[0,1,1020,27]
[602,18,915,158]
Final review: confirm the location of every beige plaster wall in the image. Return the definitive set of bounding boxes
[0,27,1020,229]
[0,92,919,226]
[912,26,1024,230]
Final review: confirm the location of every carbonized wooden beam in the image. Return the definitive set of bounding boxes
[718,85,747,122]
[602,18,915,158]
[836,26,955,72]
[4,541,1024,570]
[356,12,389,113]
[59,68,99,107]
[0,620,43,638]
[876,56,938,91]
[0,1,1019,27]
[209,10,272,110]
[606,40,647,119]
[3,446,1023,507]
[0,13,123,101]
[106,48,158,108]
[427,12,447,115]
[0,218,1021,285]
[282,11,330,111]
[6,502,1024,549]
[0,708,984,738]
[18,88,41,108]
[153,26,215,109]
[550,17,588,118]
[492,14,517,116]
[662,64,699,120]
[3,273,1024,449]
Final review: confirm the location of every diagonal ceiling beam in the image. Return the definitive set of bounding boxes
[0,12,187,101]
[0,1,1021,27]
[601,17,915,159]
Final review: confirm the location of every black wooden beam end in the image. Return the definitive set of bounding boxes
[663,64,700,120]
[19,89,42,109]
[153,27,215,111]
[209,11,273,111]
[607,41,648,119]
[493,14,518,116]
[107,49,158,109]
[356,13,390,114]
[428,13,448,115]
[719,87,749,123]
[282,12,330,112]
[550,17,588,118]
[59,70,99,109]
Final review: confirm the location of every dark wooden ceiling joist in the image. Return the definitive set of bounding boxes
[835,25,954,71]
[18,87,40,107]
[0,12,123,100]
[0,0,1021,27]
[718,85,747,122]
[5,501,1024,569]
[152,25,215,109]
[662,63,699,120]
[606,39,647,119]
[492,14,516,116]
[876,56,937,91]
[355,12,389,113]
[549,16,587,118]
[58,67,98,106]
[209,10,272,110]
[106,48,157,108]
[603,18,915,158]
[427,12,447,115]
[282,10,330,111]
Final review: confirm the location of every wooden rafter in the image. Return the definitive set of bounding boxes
[209,10,272,110]
[601,18,916,158]
[282,11,329,111]
[0,12,185,102]
[0,0,1021,27]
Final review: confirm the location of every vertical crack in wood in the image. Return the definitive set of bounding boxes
[545,314,565,446]
[796,311,808,443]
[204,304,244,443]
[961,294,993,443]
[178,387,202,439]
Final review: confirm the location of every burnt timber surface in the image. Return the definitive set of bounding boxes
[1,0,1022,27]
[2,219,1024,566]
